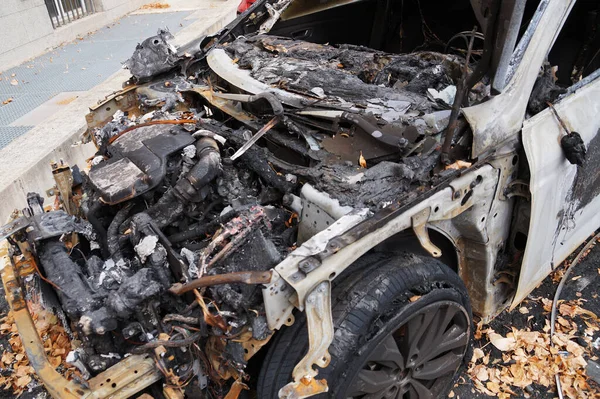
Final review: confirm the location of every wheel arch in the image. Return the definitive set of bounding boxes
[257,250,473,398]
[373,227,460,274]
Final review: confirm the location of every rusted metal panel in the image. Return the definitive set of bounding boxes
[84,86,139,144]
[278,281,332,399]
[88,354,162,398]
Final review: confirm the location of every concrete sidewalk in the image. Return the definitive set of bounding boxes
[0,0,238,222]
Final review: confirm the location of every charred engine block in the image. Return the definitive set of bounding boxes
[32,122,292,381]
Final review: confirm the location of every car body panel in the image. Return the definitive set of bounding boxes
[513,75,600,307]
[463,0,575,159]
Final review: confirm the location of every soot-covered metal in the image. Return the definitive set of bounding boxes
[0,0,569,397]
[0,16,483,399]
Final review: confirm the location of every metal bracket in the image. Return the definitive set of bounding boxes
[411,208,442,257]
[279,281,333,399]
[50,161,75,215]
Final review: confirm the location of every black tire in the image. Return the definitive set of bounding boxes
[257,252,473,398]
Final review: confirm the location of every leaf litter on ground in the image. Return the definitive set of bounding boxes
[0,302,80,396]
[465,295,600,398]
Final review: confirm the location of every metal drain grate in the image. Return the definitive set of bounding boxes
[0,126,33,150]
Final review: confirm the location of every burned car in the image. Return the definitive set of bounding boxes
[1,0,600,398]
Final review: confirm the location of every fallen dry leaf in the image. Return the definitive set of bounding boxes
[140,2,170,9]
[358,152,367,168]
[486,380,500,393]
[474,364,489,381]
[472,347,485,362]
[0,300,79,396]
[444,160,472,170]
[10,79,18,86]
[15,374,31,388]
[541,297,553,312]
[488,331,517,352]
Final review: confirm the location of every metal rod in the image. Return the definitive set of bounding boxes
[441,26,477,165]
[45,0,58,29]
[71,0,78,20]
[547,102,570,136]
[57,0,67,26]
[131,332,203,354]
[80,0,86,17]
[67,0,77,20]
[74,0,82,19]
[63,0,72,23]
[57,0,69,24]
[48,0,61,27]
[169,271,273,295]
[67,0,76,18]
[55,0,65,26]
[230,116,280,161]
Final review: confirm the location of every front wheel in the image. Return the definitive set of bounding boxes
[257,252,473,398]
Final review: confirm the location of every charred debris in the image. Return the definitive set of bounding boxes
[0,0,566,396]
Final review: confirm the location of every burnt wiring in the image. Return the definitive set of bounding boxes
[131,332,204,353]
[445,30,485,62]
[414,0,446,50]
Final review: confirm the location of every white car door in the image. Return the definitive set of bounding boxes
[513,73,600,307]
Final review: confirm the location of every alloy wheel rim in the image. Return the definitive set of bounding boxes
[346,300,470,399]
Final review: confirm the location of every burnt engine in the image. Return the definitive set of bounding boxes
[8,29,478,395]
[28,118,295,392]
